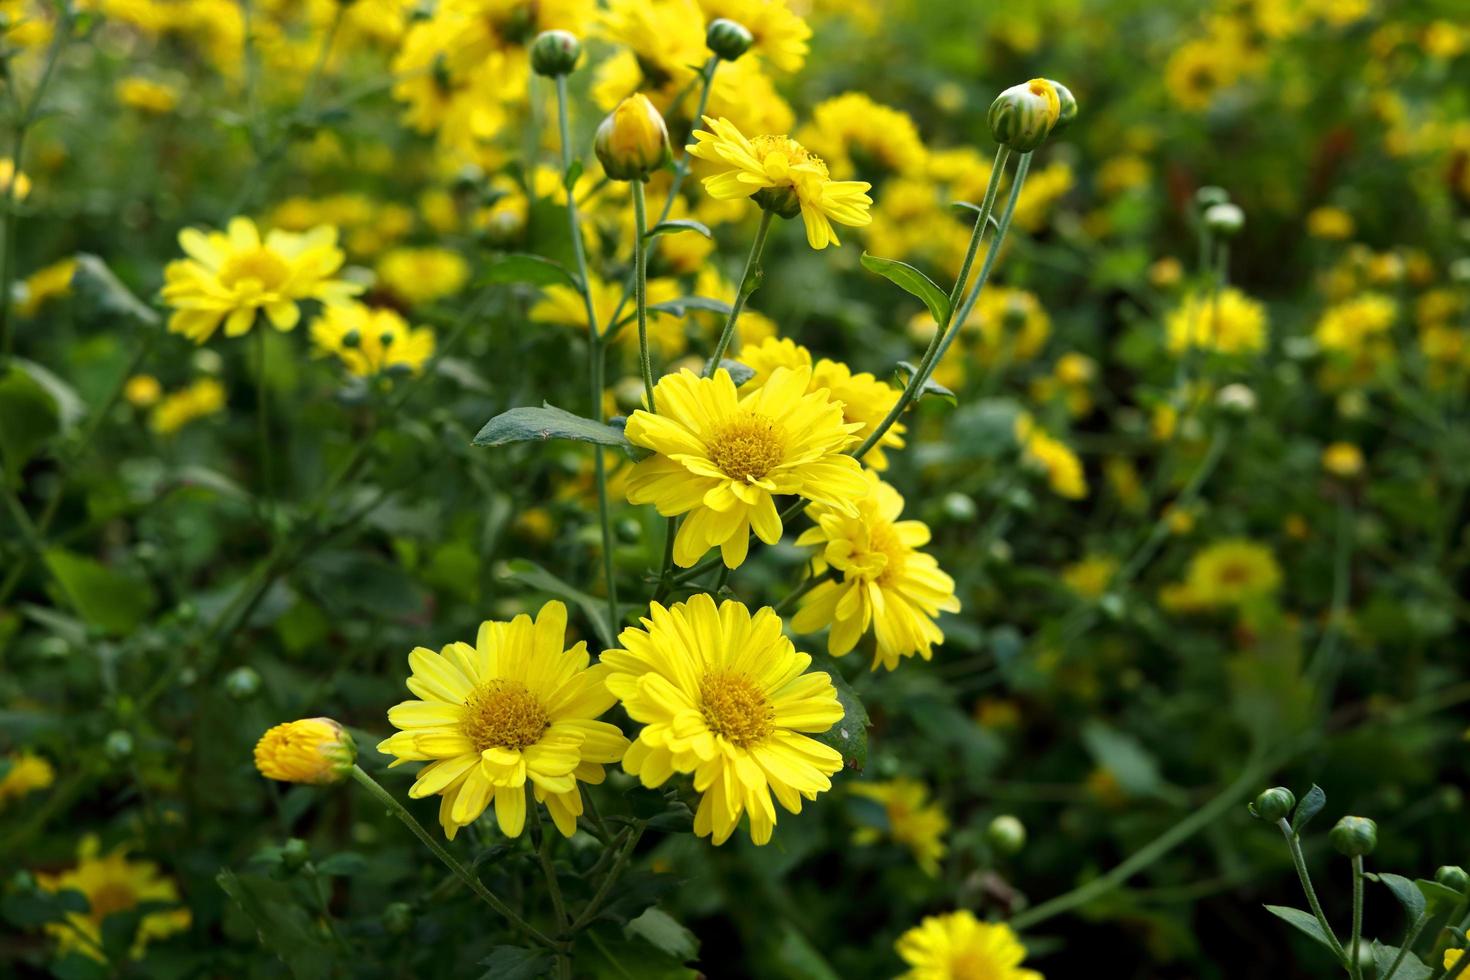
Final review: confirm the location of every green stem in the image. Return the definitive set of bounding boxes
[255,326,273,498]
[1350,856,1365,979]
[1278,818,1348,963]
[350,766,559,949]
[706,210,773,375]
[1381,909,1430,980]
[632,179,655,408]
[570,823,644,932]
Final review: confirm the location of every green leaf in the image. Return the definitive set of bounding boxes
[574,925,698,979]
[860,252,950,325]
[1370,939,1432,980]
[71,253,161,325]
[479,946,555,980]
[1080,719,1165,798]
[43,549,157,636]
[0,364,59,477]
[1415,878,1465,908]
[894,360,956,405]
[1292,784,1326,834]
[646,219,713,240]
[1264,905,1339,954]
[481,253,578,289]
[564,159,584,192]
[216,870,334,980]
[14,359,85,430]
[1,886,88,927]
[1371,872,1427,921]
[626,908,700,962]
[498,558,614,648]
[642,295,733,319]
[707,359,755,387]
[473,403,634,452]
[951,201,1002,234]
[810,659,868,772]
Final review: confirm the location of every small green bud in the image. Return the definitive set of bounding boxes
[382,901,414,935]
[378,330,396,349]
[988,78,1063,152]
[1046,80,1078,135]
[1329,816,1377,857]
[942,491,977,522]
[987,815,1027,854]
[706,18,754,61]
[281,837,311,872]
[225,666,261,700]
[1436,866,1469,894]
[1249,787,1296,822]
[104,730,134,760]
[1204,202,1245,237]
[340,328,361,348]
[1195,186,1230,208]
[595,94,671,182]
[530,30,581,77]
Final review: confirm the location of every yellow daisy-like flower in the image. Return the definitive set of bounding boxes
[150,378,226,436]
[529,271,682,346]
[0,158,31,201]
[1061,555,1118,599]
[1314,292,1396,354]
[895,910,1042,980]
[123,375,162,408]
[686,116,872,250]
[851,777,949,875]
[798,92,928,179]
[1164,538,1282,613]
[1165,287,1269,356]
[115,76,180,114]
[1307,206,1355,240]
[36,836,191,962]
[602,594,846,845]
[376,246,470,306]
[1321,441,1365,478]
[624,366,868,568]
[791,469,959,671]
[15,256,76,317]
[376,600,629,840]
[310,302,435,377]
[1015,413,1088,500]
[161,217,361,344]
[0,751,54,806]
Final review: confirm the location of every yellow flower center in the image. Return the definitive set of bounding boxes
[220,247,290,292]
[461,680,549,752]
[948,949,1000,980]
[88,882,138,920]
[700,672,773,746]
[748,135,828,183]
[707,413,785,482]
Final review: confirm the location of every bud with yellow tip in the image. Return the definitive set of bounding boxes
[988,78,1063,152]
[594,94,671,182]
[254,717,357,785]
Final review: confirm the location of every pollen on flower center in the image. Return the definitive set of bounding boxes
[748,134,828,181]
[461,679,549,752]
[88,882,138,919]
[700,672,774,745]
[220,247,290,291]
[707,413,785,482]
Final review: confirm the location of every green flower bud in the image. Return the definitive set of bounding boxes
[707,18,754,61]
[595,94,671,182]
[1436,865,1469,894]
[382,901,414,935]
[942,491,977,522]
[987,814,1027,854]
[1204,202,1245,237]
[340,328,361,349]
[1330,816,1378,857]
[281,837,311,872]
[225,666,261,700]
[530,30,581,77]
[1249,787,1296,822]
[1195,186,1230,208]
[988,78,1062,152]
[104,730,134,760]
[1045,80,1078,135]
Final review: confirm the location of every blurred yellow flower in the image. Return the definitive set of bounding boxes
[798,92,927,179]
[15,256,76,317]
[36,836,190,962]
[310,302,435,377]
[1166,287,1269,356]
[1016,413,1087,500]
[1315,293,1396,354]
[0,751,54,806]
[376,247,470,306]
[1307,206,1355,240]
[253,717,357,785]
[150,378,226,435]
[123,374,162,408]
[116,76,180,113]
[895,910,1042,980]
[1062,555,1118,599]
[0,158,32,200]
[1321,441,1365,478]
[1149,256,1184,288]
[851,778,949,875]
[1166,539,1282,612]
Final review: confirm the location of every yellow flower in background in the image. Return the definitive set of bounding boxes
[376,247,470,306]
[798,92,928,179]
[1166,287,1269,356]
[0,751,54,806]
[851,778,949,875]
[36,836,190,962]
[310,302,435,377]
[687,116,872,249]
[1016,413,1088,500]
[1315,293,1396,354]
[162,217,360,343]
[738,335,811,387]
[377,600,628,840]
[150,378,226,435]
[123,375,162,408]
[1097,153,1151,196]
[15,256,76,317]
[1150,256,1184,288]
[969,287,1052,364]
[1061,555,1118,599]
[1446,950,1465,974]
[1322,441,1365,478]
[0,158,32,200]
[530,271,681,341]
[625,366,867,567]
[792,470,959,671]
[895,910,1042,980]
[696,0,811,72]
[1012,161,1074,232]
[116,76,180,113]
[253,717,357,785]
[602,594,845,845]
[1307,206,1355,240]
[1166,539,1282,612]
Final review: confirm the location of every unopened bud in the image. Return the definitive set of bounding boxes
[1204,202,1245,237]
[987,814,1027,854]
[1195,186,1230,208]
[988,78,1062,152]
[1436,866,1469,894]
[706,18,753,61]
[1249,787,1296,822]
[1330,815,1377,857]
[281,837,311,872]
[594,94,671,182]
[254,717,357,785]
[530,30,581,77]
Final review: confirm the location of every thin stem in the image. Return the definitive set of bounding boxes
[706,210,773,375]
[632,179,655,408]
[570,823,644,932]
[530,803,572,978]
[1381,909,1430,980]
[255,327,273,498]
[350,766,559,949]
[1277,818,1348,963]
[1350,856,1365,980]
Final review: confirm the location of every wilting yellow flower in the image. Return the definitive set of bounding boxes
[1166,287,1269,356]
[687,116,872,249]
[625,367,867,568]
[15,256,76,317]
[895,910,1042,980]
[116,77,180,113]
[603,594,845,845]
[0,751,54,806]
[792,470,959,671]
[310,302,435,377]
[0,158,31,200]
[376,247,470,306]
[1165,539,1282,612]
[1016,413,1087,499]
[36,836,190,962]
[377,600,628,839]
[1322,441,1364,478]
[851,778,949,875]
[254,717,357,785]
[150,378,226,435]
[1307,206,1355,240]
[1315,293,1396,354]
[162,217,360,343]
[1061,555,1118,599]
[798,92,927,179]
[123,375,162,408]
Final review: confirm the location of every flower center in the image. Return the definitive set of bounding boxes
[461,680,549,752]
[948,950,1000,980]
[700,672,773,746]
[88,882,138,920]
[748,134,828,182]
[220,247,290,292]
[707,413,785,482]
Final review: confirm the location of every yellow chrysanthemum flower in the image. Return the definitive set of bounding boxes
[0,751,54,806]
[798,92,928,179]
[624,366,868,568]
[1061,555,1118,599]
[1321,441,1365,478]
[376,600,629,840]
[1314,293,1396,354]
[895,910,1042,980]
[15,256,76,317]
[150,378,226,436]
[36,836,191,962]
[602,594,845,845]
[376,246,470,306]
[792,470,959,670]
[123,375,162,408]
[969,287,1052,364]
[1163,538,1282,612]
[310,302,435,377]
[115,76,180,113]
[254,717,357,785]
[1165,287,1269,356]
[1015,413,1087,500]
[687,116,872,250]
[529,271,682,347]
[0,158,31,201]
[161,217,360,343]
[851,778,949,875]
[1307,206,1355,240]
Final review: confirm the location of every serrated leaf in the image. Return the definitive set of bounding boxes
[479,946,554,980]
[498,558,614,647]
[215,870,334,980]
[646,219,712,240]
[1373,873,1427,921]
[1292,784,1326,834]
[71,253,160,325]
[1264,905,1339,953]
[473,403,633,451]
[810,659,868,771]
[895,360,956,405]
[860,252,951,325]
[481,253,578,289]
